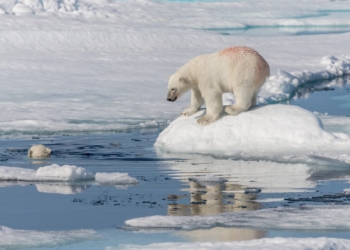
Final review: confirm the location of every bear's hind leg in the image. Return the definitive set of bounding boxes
[251,91,257,108]
[182,89,204,116]
[225,89,253,116]
[197,92,222,125]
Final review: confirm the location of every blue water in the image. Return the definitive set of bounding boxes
[1,77,350,249]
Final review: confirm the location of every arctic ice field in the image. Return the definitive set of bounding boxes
[1,0,350,249]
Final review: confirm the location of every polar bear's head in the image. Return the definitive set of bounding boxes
[167,74,191,102]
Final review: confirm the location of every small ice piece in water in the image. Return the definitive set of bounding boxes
[188,175,227,185]
[28,144,51,159]
[95,172,139,185]
[110,142,121,147]
[35,164,94,181]
[244,188,261,194]
[343,189,350,195]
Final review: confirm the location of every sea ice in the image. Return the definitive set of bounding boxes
[125,205,350,230]
[95,172,139,185]
[0,226,100,249]
[0,165,138,186]
[343,188,350,195]
[108,237,350,250]
[155,104,350,161]
[36,164,94,181]
[0,0,349,135]
[259,55,350,104]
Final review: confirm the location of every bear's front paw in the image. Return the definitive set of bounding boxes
[197,115,218,126]
[181,108,196,117]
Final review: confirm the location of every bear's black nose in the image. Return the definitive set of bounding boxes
[167,98,171,101]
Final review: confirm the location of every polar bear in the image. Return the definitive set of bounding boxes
[28,144,51,158]
[167,46,270,125]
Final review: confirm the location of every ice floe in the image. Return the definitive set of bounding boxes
[0,226,100,249]
[155,105,350,162]
[343,189,350,195]
[125,205,350,230]
[108,237,350,250]
[0,165,138,186]
[95,172,139,185]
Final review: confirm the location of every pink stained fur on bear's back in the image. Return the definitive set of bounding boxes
[219,46,270,76]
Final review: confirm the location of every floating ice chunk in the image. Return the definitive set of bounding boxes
[0,226,100,249]
[36,164,94,181]
[0,165,138,186]
[188,175,227,186]
[28,144,51,159]
[12,3,34,15]
[0,165,94,182]
[343,189,350,195]
[0,7,6,14]
[155,105,350,160]
[95,172,139,185]
[139,120,159,128]
[108,237,350,250]
[125,205,350,230]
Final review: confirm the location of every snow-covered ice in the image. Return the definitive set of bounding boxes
[258,55,350,104]
[155,105,350,162]
[343,189,350,195]
[0,0,349,135]
[125,205,350,230]
[108,237,350,250]
[1,0,350,248]
[0,226,100,249]
[0,165,137,185]
[95,172,139,185]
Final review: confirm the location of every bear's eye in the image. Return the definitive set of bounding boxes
[171,88,176,91]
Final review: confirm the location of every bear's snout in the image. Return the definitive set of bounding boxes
[167,97,177,102]
[167,89,178,102]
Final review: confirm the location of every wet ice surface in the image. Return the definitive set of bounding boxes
[1,86,350,249]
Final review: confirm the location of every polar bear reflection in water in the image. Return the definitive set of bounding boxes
[167,179,264,242]
[167,46,270,125]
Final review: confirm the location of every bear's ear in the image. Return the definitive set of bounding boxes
[167,75,171,79]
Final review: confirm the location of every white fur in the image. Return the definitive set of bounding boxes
[28,144,52,158]
[167,46,270,125]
